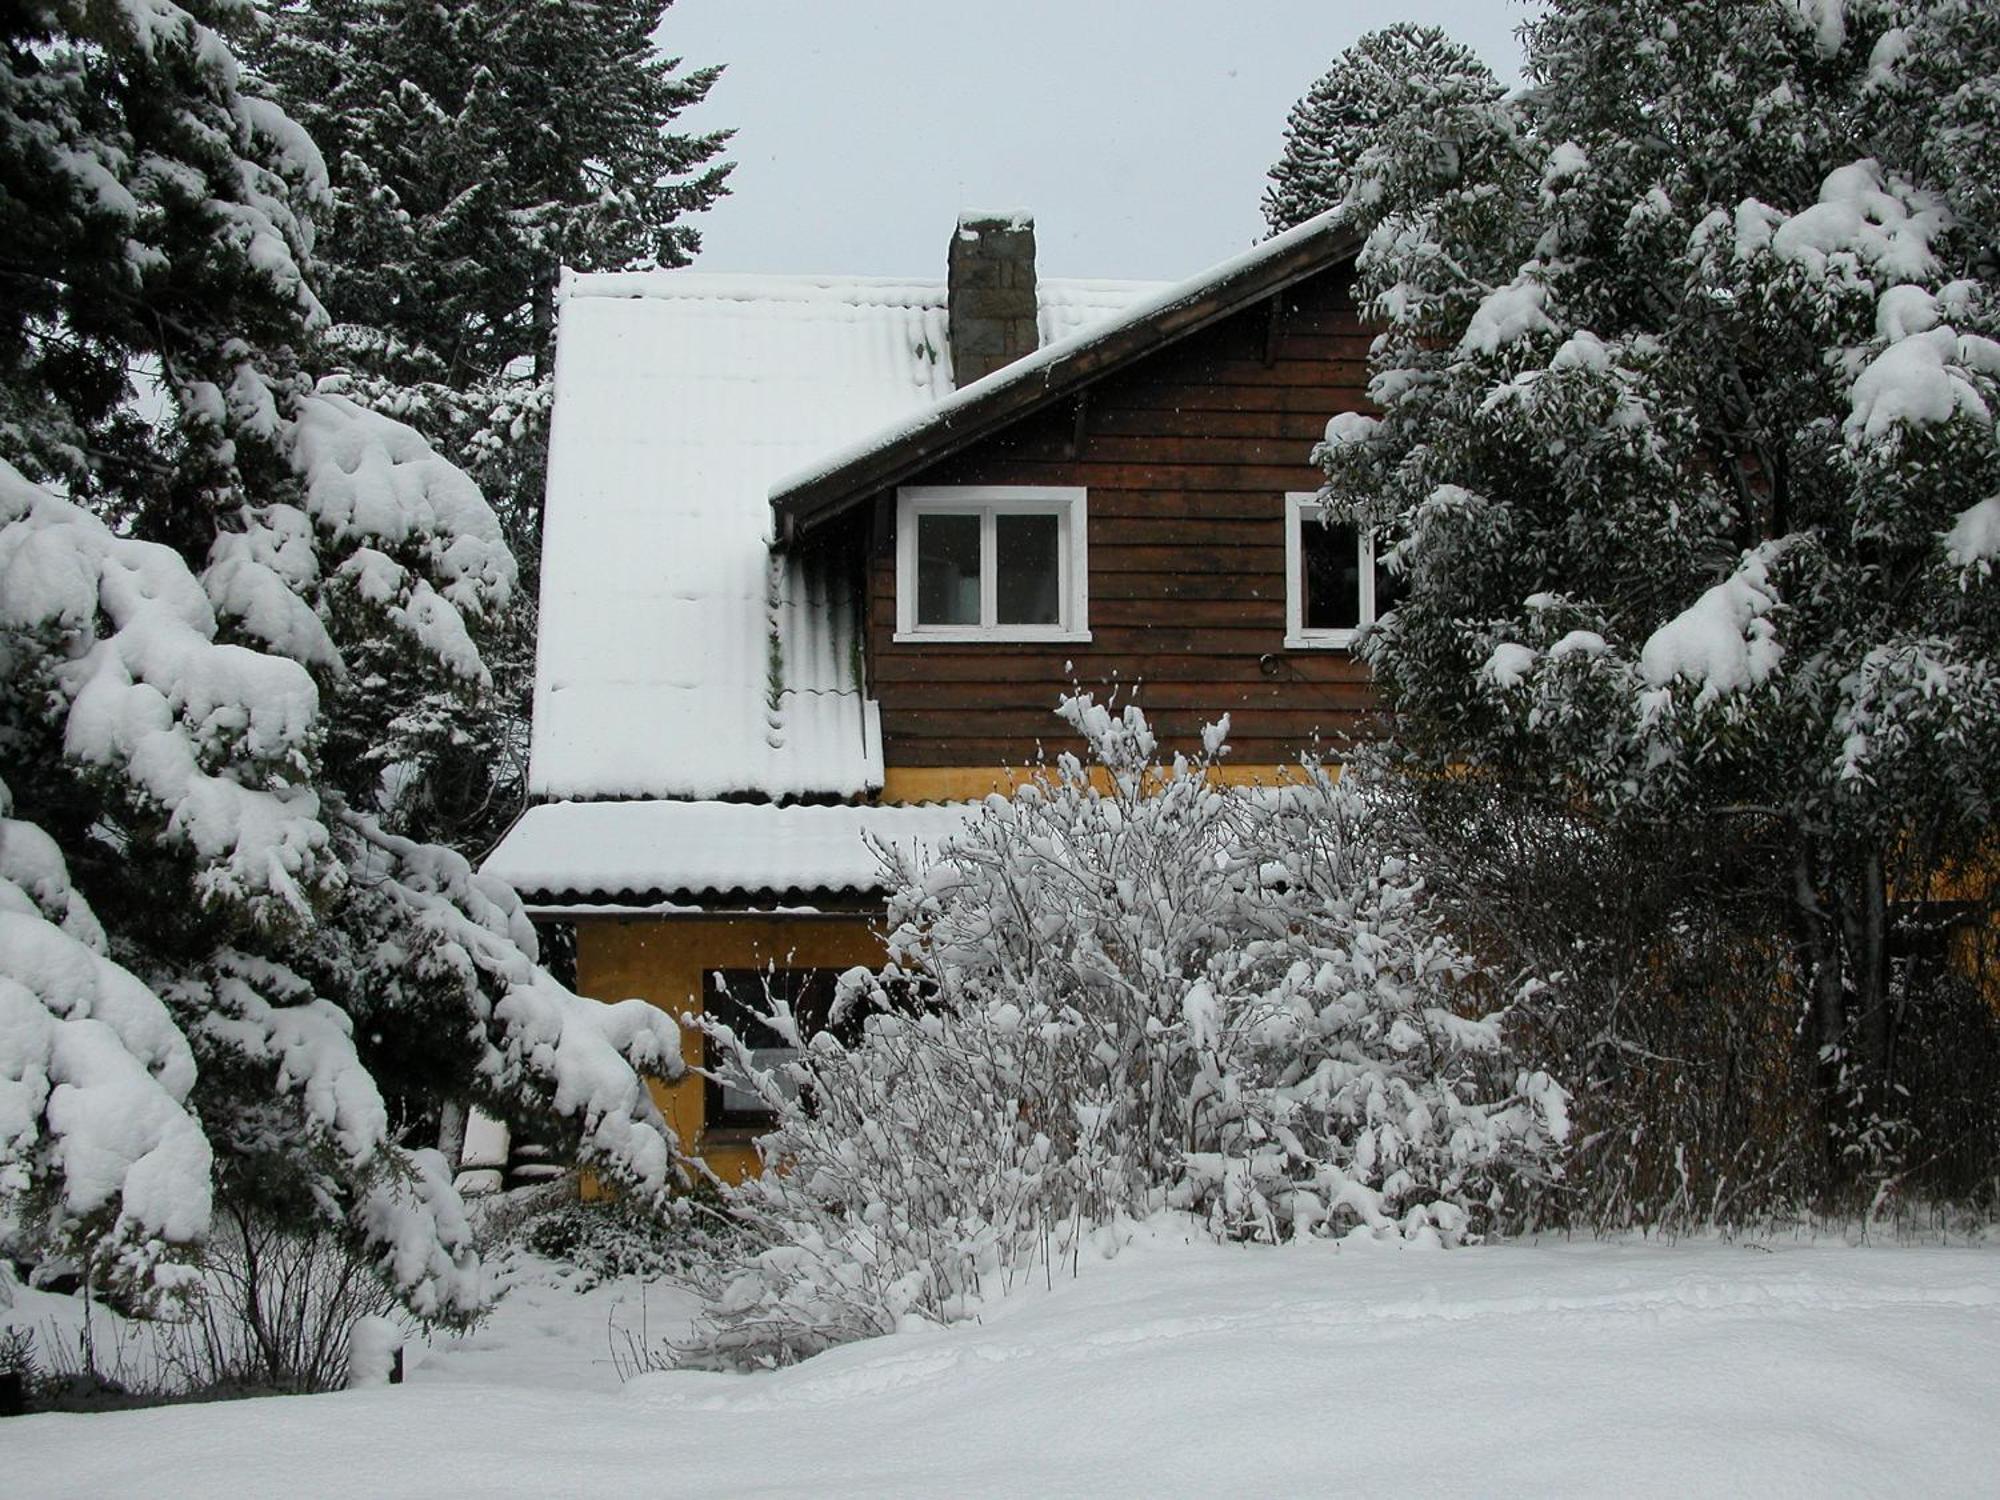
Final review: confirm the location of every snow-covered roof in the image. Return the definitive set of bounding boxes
[530,270,1160,802]
[771,209,1361,538]
[481,799,979,903]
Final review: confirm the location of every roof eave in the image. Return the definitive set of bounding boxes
[515,886,893,915]
[770,222,1365,544]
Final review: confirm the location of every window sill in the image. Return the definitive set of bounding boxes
[699,1124,774,1147]
[893,629,1093,645]
[1283,632,1360,651]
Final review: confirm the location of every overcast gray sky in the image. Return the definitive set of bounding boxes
[660,1,1534,281]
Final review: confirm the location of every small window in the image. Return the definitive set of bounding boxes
[895,486,1089,642]
[703,968,845,1130]
[1285,492,1402,649]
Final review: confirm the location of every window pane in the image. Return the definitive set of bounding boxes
[706,973,791,1058]
[916,511,981,626]
[1372,545,1409,622]
[995,511,1060,625]
[1301,516,1362,630]
[707,970,828,1122]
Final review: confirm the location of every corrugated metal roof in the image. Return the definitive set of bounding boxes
[529,270,1160,802]
[481,798,981,902]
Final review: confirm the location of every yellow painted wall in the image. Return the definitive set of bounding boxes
[574,913,886,1182]
[1940,858,1999,1015]
[879,761,1324,805]
[1896,846,1999,1013]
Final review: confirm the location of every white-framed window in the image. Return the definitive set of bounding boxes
[894,485,1090,643]
[1284,491,1400,649]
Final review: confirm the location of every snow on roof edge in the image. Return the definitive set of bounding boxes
[481,799,981,902]
[560,268,950,307]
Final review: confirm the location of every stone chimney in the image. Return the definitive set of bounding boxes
[947,211,1039,388]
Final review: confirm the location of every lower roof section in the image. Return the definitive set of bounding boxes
[480,799,979,906]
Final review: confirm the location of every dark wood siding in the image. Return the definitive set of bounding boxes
[867,263,1383,770]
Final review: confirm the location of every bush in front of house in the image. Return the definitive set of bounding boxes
[673,698,1568,1369]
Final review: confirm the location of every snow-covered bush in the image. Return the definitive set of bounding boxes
[0,1213,403,1404]
[1367,770,1827,1229]
[491,1183,723,1293]
[167,1205,408,1395]
[677,701,1567,1369]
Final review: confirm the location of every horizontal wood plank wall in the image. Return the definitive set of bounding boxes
[866,263,1383,775]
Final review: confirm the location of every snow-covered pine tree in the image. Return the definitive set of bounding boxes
[1262,22,1502,235]
[248,0,731,850]
[0,0,680,1314]
[251,0,731,529]
[1317,0,2000,1170]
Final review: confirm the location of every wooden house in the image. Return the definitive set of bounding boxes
[481,210,1388,1177]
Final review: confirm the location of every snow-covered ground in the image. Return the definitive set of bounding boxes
[9,1229,2000,1497]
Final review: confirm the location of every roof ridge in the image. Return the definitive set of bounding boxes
[559,269,1171,308]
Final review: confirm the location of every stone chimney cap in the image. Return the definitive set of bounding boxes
[957,209,1035,239]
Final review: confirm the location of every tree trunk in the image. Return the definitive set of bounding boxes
[1794,844,1845,1070]
[1794,842,1848,1187]
[531,269,557,382]
[436,1098,468,1168]
[1854,844,1892,1090]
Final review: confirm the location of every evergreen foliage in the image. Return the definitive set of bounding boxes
[0,0,681,1315]
[1318,0,2000,1187]
[1262,23,1501,235]
[251,0,731,537]
[249,0,732,851]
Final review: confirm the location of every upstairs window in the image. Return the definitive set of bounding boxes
[1285,492,1403,649]
[895,486,1089,642]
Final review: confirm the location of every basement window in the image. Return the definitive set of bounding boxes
[895,486,1090,642]
[1284,492,1404,649]
[703,968,844,1130]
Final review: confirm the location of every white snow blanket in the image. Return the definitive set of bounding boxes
[8,1231,1998,1497]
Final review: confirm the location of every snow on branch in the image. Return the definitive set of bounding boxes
[1639,549,1783,705]
[0,461,331,923]
[488,975,682,1198]
[1460,274,1557,355]
[1779,0,1848,57]
[1848,326,2000,444]
[1,789,212,1290]
[1944,496,2000,579]
[1751,160,1945,282]
[351,1147,485,1323]
[196,951,391,1166]
[343,813,684,1198]
[291,394,516,619]
[202,514,343,672]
